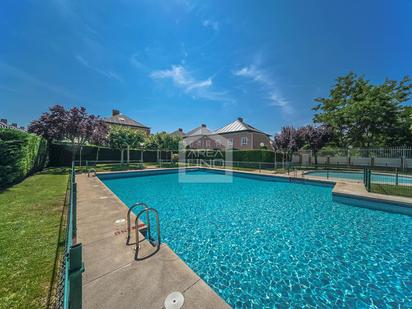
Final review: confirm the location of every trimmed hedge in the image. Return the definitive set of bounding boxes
[0,129,48,188]
[49,143,167,166]
[186,149,282,163]
[49,143,283,166]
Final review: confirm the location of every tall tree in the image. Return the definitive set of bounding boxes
[273,126,304,160]
[144,132,182,150]
[108,126,145,164]
[28,105,108,160]
[313,73,412,147]
[299,125,332,164]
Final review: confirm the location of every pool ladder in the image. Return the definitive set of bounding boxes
[126,202,161,260]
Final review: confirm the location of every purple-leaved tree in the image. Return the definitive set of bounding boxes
[28,105,108,161]
[298,125,332,164]
[273,126,304,162]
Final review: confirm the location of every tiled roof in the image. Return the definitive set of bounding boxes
[185,125,212,136]
[170,129,185,137]
[104,114,149,129]
[215,118,270,136]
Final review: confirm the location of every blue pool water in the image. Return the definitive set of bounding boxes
[101,170,412,307]
[306,170,412,184]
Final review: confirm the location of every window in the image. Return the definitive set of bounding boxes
[197,140,202,146]
[241,136,248,146]
[228,138,233,146]
[205,140,211,148]
[215,138,221,147]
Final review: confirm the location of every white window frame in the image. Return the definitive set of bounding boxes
[241,136,248,146]
[205,140,211,148]
[228,138,233,146]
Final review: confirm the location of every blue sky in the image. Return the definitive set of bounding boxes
[1,0,411,134]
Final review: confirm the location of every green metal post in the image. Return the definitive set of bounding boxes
[69,243,84,309]
[72,183,77,241]
[367,169,372,192]
[395,168,399,186]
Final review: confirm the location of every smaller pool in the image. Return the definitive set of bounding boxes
[305,170,412,184]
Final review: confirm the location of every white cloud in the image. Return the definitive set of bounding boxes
[150,65,233,104]
[268,92,293,114]
[233,65,293,114]
[130,53,146,70]
[202,20,219,31]
[150,65,212,92]
[75,55,122,82]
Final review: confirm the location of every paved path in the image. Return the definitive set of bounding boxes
[77,174,230,309]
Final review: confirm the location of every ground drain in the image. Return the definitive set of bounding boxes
[164,291,184,309]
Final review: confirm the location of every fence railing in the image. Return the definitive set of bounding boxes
[56,162,84,309]
[363,167,412,197]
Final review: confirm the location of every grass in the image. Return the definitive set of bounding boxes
[370,183,412,198]
[0,169,68,308]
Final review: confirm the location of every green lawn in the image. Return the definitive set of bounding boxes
[371,183,412,198]
[0,169,68,308]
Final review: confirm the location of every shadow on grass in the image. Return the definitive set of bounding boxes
[45,177,70,308]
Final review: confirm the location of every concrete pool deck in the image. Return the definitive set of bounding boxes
[77,173,230,309]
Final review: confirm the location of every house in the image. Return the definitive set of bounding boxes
[183,124,216,149]
[103,110,150,135]
[0,118,26,131]
[170,128,185,137]
[214,117,272,150]
[183,118,272,150]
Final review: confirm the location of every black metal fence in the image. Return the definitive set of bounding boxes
[363,168,412,198]
[50,163,84,309]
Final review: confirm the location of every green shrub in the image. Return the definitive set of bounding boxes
[185,149,282,163]
[0,129,48,188]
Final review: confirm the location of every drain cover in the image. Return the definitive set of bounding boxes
[164,291,184,309]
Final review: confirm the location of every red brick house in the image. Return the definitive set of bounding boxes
[183,118,272,150]
[214,118,272,150]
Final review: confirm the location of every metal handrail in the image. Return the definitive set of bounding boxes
[126,202,151,245]
[134,208,161,261]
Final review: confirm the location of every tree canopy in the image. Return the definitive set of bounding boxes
[28,105,108,159]
[108,126,145,151]
[313,72,412,147]
[144,132,182,150]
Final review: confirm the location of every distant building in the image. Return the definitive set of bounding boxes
[170,128,185,137]
[214,117,272,150]
[183,124,216,149]
[0,118,26,131]
[183,118,272,150]
[103,110,150,135]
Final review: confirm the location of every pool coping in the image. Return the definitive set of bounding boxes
[97,166,412,213]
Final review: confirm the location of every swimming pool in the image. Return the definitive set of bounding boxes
[306,170,412,184]
[100,170,412,307]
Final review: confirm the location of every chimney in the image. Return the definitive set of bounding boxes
[0,119,7,124]
[178,128,183,132]
[11,123,17,128]
[112,109,120,116]
[237,117,243,123]
[201,124,206,128]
